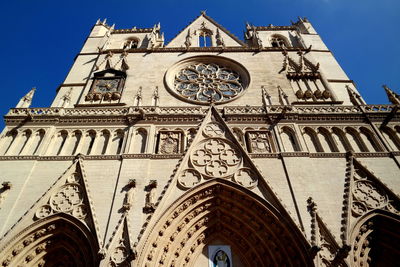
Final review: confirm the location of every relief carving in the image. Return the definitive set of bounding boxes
[144,180,157,213]
[351,168,400,217]
[245,131,272,153]
[190,138,241,178]
[35,172,88,220]
[158,131,181,154]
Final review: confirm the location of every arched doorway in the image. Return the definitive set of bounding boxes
[138,179,313,266]
[0,214,99,267]
[350,211,400,267]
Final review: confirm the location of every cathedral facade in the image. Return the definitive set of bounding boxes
[0,12,399,266]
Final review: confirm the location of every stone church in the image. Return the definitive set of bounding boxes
[0,12,399,267]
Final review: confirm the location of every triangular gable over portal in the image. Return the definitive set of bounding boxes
[166,12,245,48]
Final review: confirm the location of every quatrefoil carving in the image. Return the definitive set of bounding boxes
[190,138,241,179]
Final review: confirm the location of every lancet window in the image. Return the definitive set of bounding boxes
[198,29,212,47]
[133,128,148,153]
[0,130,18,155]
[123,38,139,49]
[280,127,301,152]
[381,126,400,150]
[270,35,288,48]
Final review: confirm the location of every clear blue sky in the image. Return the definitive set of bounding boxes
[0,0,399,128]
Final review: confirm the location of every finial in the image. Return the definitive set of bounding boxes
[200,10,206,15]
[16,87,36,108]
[383,85,400,105]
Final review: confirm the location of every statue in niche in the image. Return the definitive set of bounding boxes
[143,180,157,213]
[213,250,230,267]
[247,131,271,153]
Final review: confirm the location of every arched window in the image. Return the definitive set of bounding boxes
[52,130,68,156]
[381,127,400,151]
[281,127,300,152]
[92,130,110,155]
[359,127,382,152]
[15,129,32,155]
[123,38,139,49]
[108,130,124,154]
[79,130,97,155]
[198,30,212,47]
[0,130,18,155]
[21,129,45,155]
[31,129,46,155]
[270,35,289,48]
[133,128,147,153]
[303,127,322,152]
[332,127,350,152]
[62,130,82,155]
[318,127,338,152]
[345,127,366,152]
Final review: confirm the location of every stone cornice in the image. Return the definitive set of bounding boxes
[0,151,396,161]
[3,105,398,126]
[77,47,330,56]
[254,25,298,31]
[112,28,154,34]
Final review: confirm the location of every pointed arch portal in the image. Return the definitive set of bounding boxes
[138,179,313,266]
[350,211,400,267]
[0,214,99,267]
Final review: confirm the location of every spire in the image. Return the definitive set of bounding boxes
[16,87,36,108]
[383,85,400,105]
[60,87,73,108]
[278,86,289,105]
[261,86,272,105]
[152,86,159,106]
[346,85,364,106]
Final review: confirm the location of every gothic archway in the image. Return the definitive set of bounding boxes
[138,179,313,266]
[350,210,400,267]
[0,213,99,267]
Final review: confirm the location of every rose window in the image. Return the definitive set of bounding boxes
[174,63,244,103]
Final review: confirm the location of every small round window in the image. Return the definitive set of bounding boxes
[165,56,250,105]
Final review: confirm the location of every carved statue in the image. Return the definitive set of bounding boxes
[184,29,191,49]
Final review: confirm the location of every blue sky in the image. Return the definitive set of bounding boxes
[0,0,399,128]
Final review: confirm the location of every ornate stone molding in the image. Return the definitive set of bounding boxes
[4,104,398,126]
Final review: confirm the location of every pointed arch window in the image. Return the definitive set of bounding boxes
[281,127,300,152]
[198,29,213,47]
[271,35,289,48]
[133,128,148,153]
[123,38,139,49]
[0,130,18,155]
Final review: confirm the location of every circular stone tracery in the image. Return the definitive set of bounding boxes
[190,138,241,178]
[175,63,243,103]
[165,57,250,105]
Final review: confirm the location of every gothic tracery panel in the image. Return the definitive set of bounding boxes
[245,130,273,153]
[157,131,183,154]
